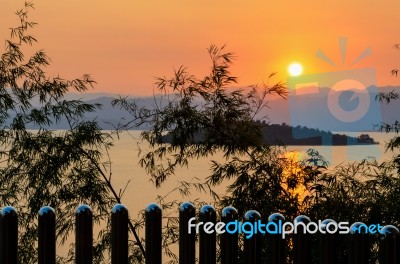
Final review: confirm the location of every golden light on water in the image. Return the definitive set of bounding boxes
[282,151,308,205]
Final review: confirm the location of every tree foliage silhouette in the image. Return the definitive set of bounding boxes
[113,45,288,185]
[375,44,400,173]
[114,43,400,263]
[113,44,326,262]
[0,3,145,263]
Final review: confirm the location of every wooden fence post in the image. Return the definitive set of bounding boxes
[379,225,399,264]
[268,213,285,264]
[293,215,311,264]
[38,206,56,264]
[146,203,162,264]
[179,202,196,264]
[0,206,18,264]
[111,204,128,264]
[349,222,369,264]
[244,210,262,264]
[220,206,238,264]
[319,219,337,264]
[75,204,93,264]
[199,205,216,264]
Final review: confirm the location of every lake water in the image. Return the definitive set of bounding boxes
[107,131,398,214]
[60,130,399,258]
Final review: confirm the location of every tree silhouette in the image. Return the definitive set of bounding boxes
[114,42,400,263]
[0,3,145,263]
[113,44,330,262]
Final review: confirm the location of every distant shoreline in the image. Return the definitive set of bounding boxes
[261,123,379,146]
[158,123,380,146]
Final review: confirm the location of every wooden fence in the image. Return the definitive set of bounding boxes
[0,202,399,263]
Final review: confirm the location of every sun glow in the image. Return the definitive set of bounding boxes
[288,63,303,76]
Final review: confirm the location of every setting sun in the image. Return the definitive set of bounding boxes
[288,63,303,76]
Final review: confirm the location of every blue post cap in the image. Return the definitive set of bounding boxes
[76,204,92,214]
[350,222,367,234]
[244,210,261,221]
[38,206,55,216]
[294,215,311,224]
[380,225,399,238]
[179,202,195,212]
[200,205,215,215]
[0,206,17,216]
[320,219,337,232]
[268,213,285,222]
[111,204,128,214]
[221,206,238,218]
[146,203,162,213]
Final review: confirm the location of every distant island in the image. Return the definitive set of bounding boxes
[160,122,379,146]
[261,123,379,146]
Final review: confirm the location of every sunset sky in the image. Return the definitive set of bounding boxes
[1,0,400,96]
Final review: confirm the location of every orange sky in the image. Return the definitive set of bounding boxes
[1,0,400,96]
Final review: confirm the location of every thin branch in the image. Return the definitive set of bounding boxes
[78,147,146,257]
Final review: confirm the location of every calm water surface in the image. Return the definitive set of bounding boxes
[108,131,398,214]
[59,130,398,258]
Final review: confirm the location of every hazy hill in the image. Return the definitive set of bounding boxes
[12,86,400,131]
[261,86,400,132]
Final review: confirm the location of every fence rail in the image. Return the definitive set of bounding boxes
[0,203,399,263]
